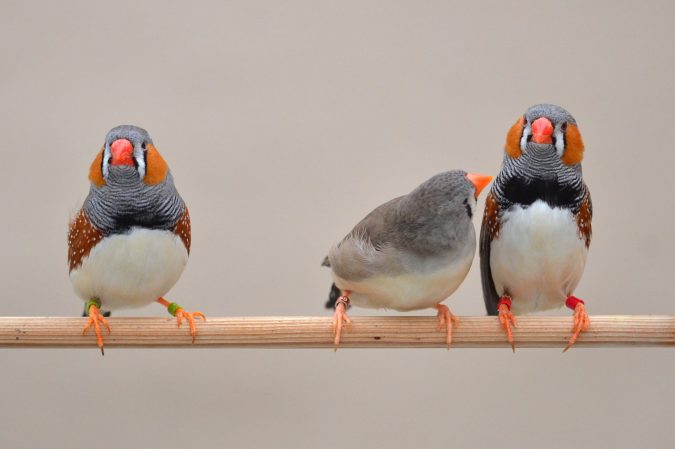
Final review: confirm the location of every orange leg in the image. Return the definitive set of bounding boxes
[331,292,352,350]
[157,297,206,343]
[82,299,111,355]
[435,304,459,349]
[497,296,517,352]
[564,297,590,352]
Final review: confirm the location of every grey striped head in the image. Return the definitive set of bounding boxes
[495,104,588,212]
[101,125,153,180]
[505,104,585,167]
[85,126,184,234]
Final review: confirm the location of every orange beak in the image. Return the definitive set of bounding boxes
[531,117,554,144]
[110,139,135,166]
[466,173,493,198]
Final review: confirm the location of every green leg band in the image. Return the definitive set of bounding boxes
[85,298,102,315]
[167,302,182,316]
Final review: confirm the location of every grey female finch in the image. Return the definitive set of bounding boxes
[480,104,592,351]
[68,125,203,353]
[323,170,492,348]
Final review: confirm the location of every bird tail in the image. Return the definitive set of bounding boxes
[325,283,342,309]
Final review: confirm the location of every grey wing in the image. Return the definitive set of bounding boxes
[480,192,500,316]
[349,196,402,249]
[327,196,404,282]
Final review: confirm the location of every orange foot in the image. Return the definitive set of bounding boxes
[157,297,206,343]
[564,297,590,352]
[331,293,352,351]
[496,296,517,352]
[82,299,111,355]
[435,304,459,349]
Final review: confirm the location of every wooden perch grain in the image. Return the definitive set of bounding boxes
[0,316,673,349]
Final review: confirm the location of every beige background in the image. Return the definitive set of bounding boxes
[0,1,673,448]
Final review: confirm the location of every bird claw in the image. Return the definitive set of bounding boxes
[332,299,351,350]
[435,304,458,349]
[564,303,590,352]
[82,305,111,355]
[174,309,206,343]
[498,304,517,352]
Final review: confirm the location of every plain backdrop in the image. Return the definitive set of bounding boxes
[0,1,673,448]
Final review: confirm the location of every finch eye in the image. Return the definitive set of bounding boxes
[141,142,147,150]
[561,122,568,132]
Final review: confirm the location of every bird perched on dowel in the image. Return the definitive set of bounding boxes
[68,125,203,353]
[323,170,493,349]
[480,104,592,351]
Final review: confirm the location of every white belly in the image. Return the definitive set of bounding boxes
[70,228,188,310]
[490,201,587,313]
[333,246,475,312]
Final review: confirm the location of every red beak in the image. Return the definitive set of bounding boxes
[110,139,135,166]
[466,173,493,198]
[531,117,553,144]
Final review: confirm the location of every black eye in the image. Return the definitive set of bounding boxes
[141,142,146,149]
[561,122,568,132]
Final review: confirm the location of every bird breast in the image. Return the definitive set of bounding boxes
[332,239,476,312]
[489,200,588,313]
[69,227,188,310]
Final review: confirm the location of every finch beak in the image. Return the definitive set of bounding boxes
[467,173,493,198]
[110,139,135,166]
[531,117,554,144]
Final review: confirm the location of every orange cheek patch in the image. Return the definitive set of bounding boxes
[562,124,585,165]
[144,144,168,185]
[88,148,106,187]
[504,116,524,159]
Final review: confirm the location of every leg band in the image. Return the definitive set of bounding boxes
[335,296,350,309]
[497,296,512,310]
[167,302,182,316]
[85,298,102,314]
[566,296,584,310]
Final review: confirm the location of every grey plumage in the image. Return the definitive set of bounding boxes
[324,170,478,311]
[84,168,185,234]
[328,170,475,281]
[524,103,576,127]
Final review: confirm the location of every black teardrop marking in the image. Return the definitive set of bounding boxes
[463,198,473,218]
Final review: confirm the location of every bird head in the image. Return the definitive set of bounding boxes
[88,125,169,187]
[461,171,493,218]
[504,104,585,166]
[413,170,492,221]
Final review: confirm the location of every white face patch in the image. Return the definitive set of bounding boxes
[134,148,146,179]
[101,146,111,179]
[520,123,531,151]
[554,128,565,157]
[100,143,147,180]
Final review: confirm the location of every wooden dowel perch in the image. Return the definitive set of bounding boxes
[0,316,673,348]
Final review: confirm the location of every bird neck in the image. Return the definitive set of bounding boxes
[84,171,185,234]
[493,153,585,212]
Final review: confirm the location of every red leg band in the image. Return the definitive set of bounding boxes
[566,296,585,310]
[497,296,512,310]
